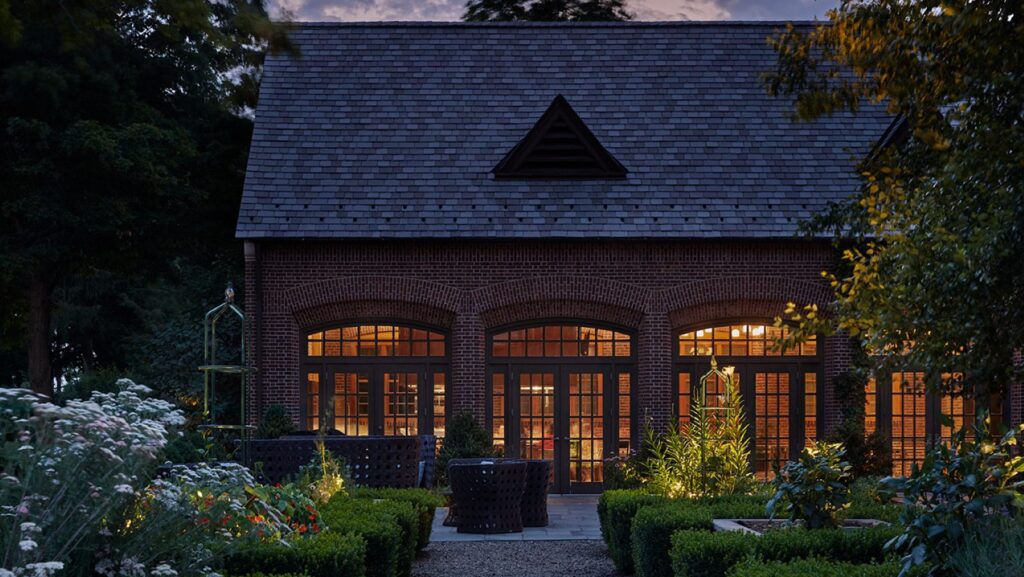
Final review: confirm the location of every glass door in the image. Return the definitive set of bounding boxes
[564,370,605,493]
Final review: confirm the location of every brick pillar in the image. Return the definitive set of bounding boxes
[637,305,673,430]
[451,296,486,424]
[243,241,260,428]
[822,333,853,435]
[1011,350,1023,427]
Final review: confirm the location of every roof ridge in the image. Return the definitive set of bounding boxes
[284,20,823,28]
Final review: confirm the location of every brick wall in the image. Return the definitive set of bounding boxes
[245,239,849,433]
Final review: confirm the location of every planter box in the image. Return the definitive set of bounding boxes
[713,518,888,535]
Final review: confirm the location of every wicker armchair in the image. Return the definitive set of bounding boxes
[520,459,551,527]
[448,460,527,534]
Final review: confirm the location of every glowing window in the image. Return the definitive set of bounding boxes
[491,325,632,358]
[678,324,817,357]
[306,325,446,358]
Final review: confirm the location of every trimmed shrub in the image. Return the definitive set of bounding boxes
[671,530,755,577]
[726,558,901,577]
[320,497,418,577]
[598,489,669,573]
[350,487,444,551]
[632,504,714,577]
[757,525,901,564]
[668,525,900,577]
[223,532,366,577]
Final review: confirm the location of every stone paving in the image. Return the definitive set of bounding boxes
[429,494,602,542]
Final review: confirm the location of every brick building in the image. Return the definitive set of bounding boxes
[237,22,971,492]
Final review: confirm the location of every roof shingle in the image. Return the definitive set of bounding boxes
[237,21,890,239]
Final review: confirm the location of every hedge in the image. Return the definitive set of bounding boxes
[350,487,444,551]
[631,504,715,577]
[669,525,901,577]
[598,490,669,573]
[671,530,755,577]
[320,496,419,577]
[223,532,366,577]
[725,558,902,577]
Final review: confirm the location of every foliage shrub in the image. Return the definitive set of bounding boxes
[828,417,893,478]
[223,531,365,577]
[435,412,498,486]
[670,530,755,577]
[603,451,645,490]
[637,366,754,498]
[725,558,902,577]
[631,503,714,577]
[880,418,1024,576]
[945,513,1024,577]
[320,495,419,577]
[292,441,347,504]
[350,488,443,551]
[767,442,854,529]
[257,404,297,439]
[669,525,900,577]
[598,490,670,573]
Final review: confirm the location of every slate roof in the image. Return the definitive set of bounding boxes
[237,22,892,239]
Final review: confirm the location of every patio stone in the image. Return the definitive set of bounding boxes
[429,494,602,542]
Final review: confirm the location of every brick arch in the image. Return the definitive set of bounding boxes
[660,276,832,330]
[292,300,456,331]
[276,276,463,321]
[472,276,648,329]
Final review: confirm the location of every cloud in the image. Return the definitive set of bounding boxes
[270,0,834,22]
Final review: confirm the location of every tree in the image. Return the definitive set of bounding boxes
[0,0,289,397]
[464,0,632,22]
[765,1,1024,405]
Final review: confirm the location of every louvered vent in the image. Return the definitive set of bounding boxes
[493,95,626,179]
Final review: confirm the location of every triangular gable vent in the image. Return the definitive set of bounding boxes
[493,95,627,179]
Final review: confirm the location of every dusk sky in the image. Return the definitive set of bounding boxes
[271,0,837,22]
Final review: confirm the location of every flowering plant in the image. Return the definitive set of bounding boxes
[0,380,315,577]
[1,382,185,575]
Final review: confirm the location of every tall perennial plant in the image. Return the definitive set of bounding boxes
[0,380,309,577]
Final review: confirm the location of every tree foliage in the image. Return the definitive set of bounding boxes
[463,0,632,22]
[766,1,1024,402]
[0,1,288,396]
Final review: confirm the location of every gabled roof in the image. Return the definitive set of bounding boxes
[493,94,627,179]
[237,22,891,240]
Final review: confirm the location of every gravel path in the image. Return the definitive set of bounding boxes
[411,540,619,577]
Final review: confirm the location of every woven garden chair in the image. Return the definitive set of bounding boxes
[448,460,527,534]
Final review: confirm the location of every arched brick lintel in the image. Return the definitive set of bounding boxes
[472,276,648,328]
[661,277,832,330]
[292,300,457,332]
[479,300,644,331]
[275,276,463,320]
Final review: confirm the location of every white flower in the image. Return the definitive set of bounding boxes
[25,562,65,577]
[19,522,40,533]
[151,564,178,577]
[18,539,37,551]
[113,484,135,494]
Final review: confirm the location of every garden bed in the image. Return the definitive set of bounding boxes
[714,518,888,535]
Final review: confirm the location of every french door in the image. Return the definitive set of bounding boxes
[493,365,632,493]
[311,364,447,437]
[676,362,821,478]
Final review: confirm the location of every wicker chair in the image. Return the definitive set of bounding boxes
[520,459,551,527]
[444,458,550,528]
[448,460,527,534]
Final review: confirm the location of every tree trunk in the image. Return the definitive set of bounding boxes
[28,271,53,398]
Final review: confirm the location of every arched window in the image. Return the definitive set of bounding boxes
[674,322,821,479]
[302,324,449,439]
[487,323,635,493]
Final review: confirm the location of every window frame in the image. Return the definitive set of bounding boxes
[672,319,825,477]
[299,320,450,438]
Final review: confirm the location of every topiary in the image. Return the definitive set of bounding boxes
[435,412,498,486]
[257,404,297,439]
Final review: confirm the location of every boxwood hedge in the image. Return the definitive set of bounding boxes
[350,487,444,552]
[223,532,366,577]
